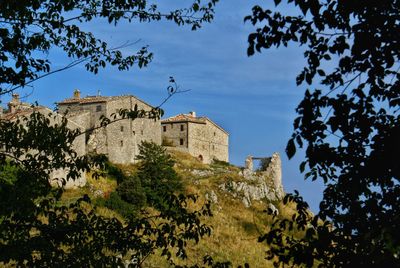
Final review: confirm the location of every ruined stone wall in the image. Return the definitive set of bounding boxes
[188,120,229,164]
[262,152,284,200]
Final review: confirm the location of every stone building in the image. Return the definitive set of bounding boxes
[57,90,161,164]
[1,94,87,188]
[161,112,229,163]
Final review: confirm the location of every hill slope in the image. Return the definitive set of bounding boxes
[61,150,300,267]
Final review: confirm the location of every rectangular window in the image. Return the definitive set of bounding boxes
[180,138,184,146]
[120,126,124,132]
[120,140,123,147]
[141,130,143,135]
[180,125,184,131]
[163,126,167,132]
[96,105,102,112]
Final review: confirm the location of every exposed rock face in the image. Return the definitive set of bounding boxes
[205,190,218,204]
[219,152,284,207]
[268,203,279,216]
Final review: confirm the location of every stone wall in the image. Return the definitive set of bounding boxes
[58,102,106,129]
[2,107,87,189]
[218,152,284,207]
[161,122,189,149]
[48,110,87,188]
[59,95,161,165]
[188,119,229,163]
[105,96,161,164]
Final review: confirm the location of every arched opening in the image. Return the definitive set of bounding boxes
[198,155,203,162]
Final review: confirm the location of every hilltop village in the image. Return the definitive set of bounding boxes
[2,90,229,166]
[2,90,285,214]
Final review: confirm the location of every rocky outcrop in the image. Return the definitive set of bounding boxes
[219,152,284,207]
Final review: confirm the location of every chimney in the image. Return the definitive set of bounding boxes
[8,93,20,113]
[73,89,81,99]
[189,111,196,117]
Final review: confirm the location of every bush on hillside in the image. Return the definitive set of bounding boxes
[103,191,139,219]
[117,175,146,209]
[104,161,126,183]
[136,141,183,208]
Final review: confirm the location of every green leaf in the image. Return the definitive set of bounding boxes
[286,138,296,159]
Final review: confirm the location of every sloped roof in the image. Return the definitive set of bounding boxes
[58,95,123,105]
[161,113,206,124]
[1,106,44,120]
[58,94,156,109]
[161,113,229,135]
[1,106,85,130]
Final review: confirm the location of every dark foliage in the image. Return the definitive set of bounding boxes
[104,161,127,183]
[135,141,184,208]
[0,1,223,267]
[0,0,219,94]
[104,191,143,219]
[116,175,146,208]
[247,0,400,266]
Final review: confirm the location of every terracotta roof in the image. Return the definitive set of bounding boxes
[161,113,229,135]
[1,106,46,120]
[57,94,156,109]
[161,113,206,124]
[58,95,116,105]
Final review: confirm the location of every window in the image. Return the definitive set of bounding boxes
[120,126,124,132]
[214,132,216,136]
[163,126,167,132]
[212,145,215,150]
[96,105,102,112]
[120,140,123,147]
[180,138,184,146]
[132,131,136,135]
[180,125,184,131]
[141,130,143,135]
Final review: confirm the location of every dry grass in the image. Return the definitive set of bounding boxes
[57,152,307,267]
[168,150,210,170]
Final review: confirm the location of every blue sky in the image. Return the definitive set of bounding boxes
[1,0,325,212]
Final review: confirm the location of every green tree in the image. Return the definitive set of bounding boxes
[246,0,399,266]
[135,141,183,207]
[0,1,224,267]
[0,0,218,94]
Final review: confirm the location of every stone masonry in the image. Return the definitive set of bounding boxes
[58,90,161,164]
[1,94,86,188]
[161,112,229,164]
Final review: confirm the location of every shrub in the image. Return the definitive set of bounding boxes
[116,176,146,209]
[103,192,139,219]
[136,141,183,208]
[104,161,126,183]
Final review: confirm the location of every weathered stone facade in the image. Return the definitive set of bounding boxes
[161,112,229,163]
[58,90,161,164]
[1,94,86,189]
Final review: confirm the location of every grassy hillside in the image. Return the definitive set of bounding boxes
[61,151,300,267]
